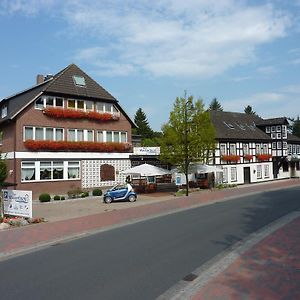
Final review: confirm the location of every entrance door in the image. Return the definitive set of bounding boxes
[244,167,251,184]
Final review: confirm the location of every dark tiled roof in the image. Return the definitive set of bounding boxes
[44,64,116,101]
[209,111,271,141]
[0,64,135,126]
[256,117,289,126]
[287,133,300,143]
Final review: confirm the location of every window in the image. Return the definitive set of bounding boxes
[257,165,262,179]
[243,143,249,155]
[45,128,54,140]
[264,165,269,178]
[229,144,236,155]
[288,144,292,154]
[68,129,76,141]
[222,167,228,183]
[97,131,103,142]
[263,144,268,154]
[56,98,63,107]
[272,142,276,150]
[293,145,297,154]
[24,127,34,140]
[85,101,93,111]
[35,127,44,140]
[106,131,113,142]
[55,128,64,141]
[87,130,94,142]
[297,145,300,154]
[21,161,79,181]
[96,102,104,112]
[277,142,282,149]
[271,126,275,132]
[266,126,270,133]
[73,75,86,87]
[230,167,237,182]
[40,162,52,180]
[68,161,80,179]
[105,103,113,113]
[45,97,54,106]
[68,99,76,109]
[276,133,281,139]
[255,144,261,155]
[113,132,120,143]
[35,96,64,109]
[35,97,44,109]
[220,144,226,155]
[276,125,281,132]
[283,142,287,149]
[1,105,7,118]
[121,132,127,143]
[271,133,276,139]
[21,162,36,181]
[67,129,94,142]
[77,100,84,110]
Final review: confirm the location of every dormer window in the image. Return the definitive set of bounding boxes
[73,75,86,87]
[1,105,7,118]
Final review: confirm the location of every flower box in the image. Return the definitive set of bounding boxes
[221,155,240,162]
[43,107,119,121]
[256,154,272,161]
[24,140,132,152]
[244,154,253,160]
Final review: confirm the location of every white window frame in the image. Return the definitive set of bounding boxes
[67,129,94,142]
[24,126,64,141]
[266,126,270,133]
[276,125,281,132]
[264,165,270,178]
[220,144,226,156]
[1,105,7,118]
[222,167,228,183]
[276,132,281,139]
[35,96,64,110]
[243,143,249,155]
[230,167,237,182]
[229,144,236,155]
[263,144,268,154]
[257,165,262,179]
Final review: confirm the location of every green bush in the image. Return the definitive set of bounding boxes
[61,196,65,200]
[83,191,89,197]
[92,188,102,196]
[39,193,51,202]
[53,195,61,201]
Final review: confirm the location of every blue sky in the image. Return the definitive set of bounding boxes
[0,0,300,131]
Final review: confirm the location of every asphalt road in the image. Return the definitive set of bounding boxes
[1,187,300,300]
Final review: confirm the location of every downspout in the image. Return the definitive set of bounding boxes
[13,119,17,186]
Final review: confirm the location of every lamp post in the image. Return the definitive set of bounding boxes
[184,98,189,196]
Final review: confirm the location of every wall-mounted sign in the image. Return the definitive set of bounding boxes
[133,147,160,155]
[2,190,32,218]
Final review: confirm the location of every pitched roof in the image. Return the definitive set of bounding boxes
[256,117,289,126]
[209,111,271,141]
[0,64,135,126]
[288,133,300,143]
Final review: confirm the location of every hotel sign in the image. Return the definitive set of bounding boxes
[133,147,160,155]
[2,190,32,218]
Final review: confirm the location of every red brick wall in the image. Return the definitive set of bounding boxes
[15,100,132,151]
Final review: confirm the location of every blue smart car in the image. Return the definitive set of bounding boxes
[103,184,137,204]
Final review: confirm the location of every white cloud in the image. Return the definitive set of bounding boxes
[66,0,291,77]
[223,85,300,118]
[1,0,292,78]
[257,66,277,75]
[0,0,56,15]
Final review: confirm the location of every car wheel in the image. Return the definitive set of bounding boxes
[104,196,113,204]
[128,194,136,202]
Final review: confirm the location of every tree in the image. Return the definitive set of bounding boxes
[208,98,223,111]
[133,108,153,139]
[160,93,215,196]
[244,105,256,115]
[292,116,300,138]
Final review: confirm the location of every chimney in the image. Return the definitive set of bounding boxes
[36,74,44,85]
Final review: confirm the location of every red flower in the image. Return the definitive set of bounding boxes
[221,155,240,162]
[43,107,119,122]
[244,154,253,160]
[24,140,132,152]
[256,154,272,161]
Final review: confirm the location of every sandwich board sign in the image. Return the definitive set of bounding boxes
[2,190,32,218]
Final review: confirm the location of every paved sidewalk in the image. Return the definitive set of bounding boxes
[192,213,300,300]
[0,179,299,299]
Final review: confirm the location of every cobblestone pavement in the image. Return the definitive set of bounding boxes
[0,179,299,299]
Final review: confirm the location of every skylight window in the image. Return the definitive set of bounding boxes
[73,75,86,87]
[223,121,235,129]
